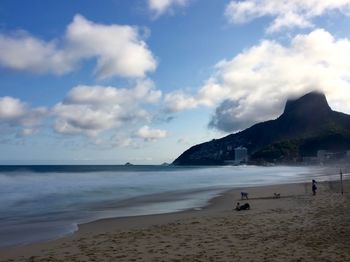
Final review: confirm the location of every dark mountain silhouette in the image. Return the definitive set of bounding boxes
[173,92,350,165]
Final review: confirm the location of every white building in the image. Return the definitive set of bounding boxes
[234,146,248,164]
[317,150,327,162]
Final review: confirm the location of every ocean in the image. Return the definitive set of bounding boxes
[0,165,334,247]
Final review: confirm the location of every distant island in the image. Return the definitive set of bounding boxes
[173,92,350,165]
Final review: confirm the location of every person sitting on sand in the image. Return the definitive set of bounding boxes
[235,202,241,211]
[235,202,250,211]
[312,179,317,196]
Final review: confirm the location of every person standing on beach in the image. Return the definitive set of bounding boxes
[312,179,317,195]
[340,169,344,195]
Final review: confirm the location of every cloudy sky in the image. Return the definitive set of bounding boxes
[1,0,350,164]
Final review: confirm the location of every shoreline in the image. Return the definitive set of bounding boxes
[1,179,349,261]
[39,175,350,236]
[0,167,344,249]
[0,181,317,249]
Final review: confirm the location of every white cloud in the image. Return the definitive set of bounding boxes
[225,0,350,33]
[0,15,157,79]
[0,33,73,75]
[164,91,197,112]
[0,97,47,136]
[0,96,26,120]
[135,125,168,141]
[0,81,164,146]
[164,80,226,112]
[148,0,190,16]
[66,15,157,79]
[166,29,350,132]
[52,80,162,137]
[64,79,161,106]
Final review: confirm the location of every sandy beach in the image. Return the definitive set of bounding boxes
[1,179,349,262]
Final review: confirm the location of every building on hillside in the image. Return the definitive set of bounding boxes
[234,146,248,164]
[317,150,327,162]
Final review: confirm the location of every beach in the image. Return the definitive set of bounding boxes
[1,179,349,262]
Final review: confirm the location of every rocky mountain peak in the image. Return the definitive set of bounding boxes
[281,91,331,120]
[173,91,350,165]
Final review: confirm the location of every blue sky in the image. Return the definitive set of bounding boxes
[1,0,350,164]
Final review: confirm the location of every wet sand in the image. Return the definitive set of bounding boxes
[1,180,349,261]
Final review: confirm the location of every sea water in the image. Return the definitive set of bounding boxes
[0,165,333,247]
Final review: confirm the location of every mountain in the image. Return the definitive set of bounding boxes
[173,92,350,165]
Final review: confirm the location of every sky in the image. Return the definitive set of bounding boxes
[1,0,350,164]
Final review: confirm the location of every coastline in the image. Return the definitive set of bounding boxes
[1,179,349,261]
